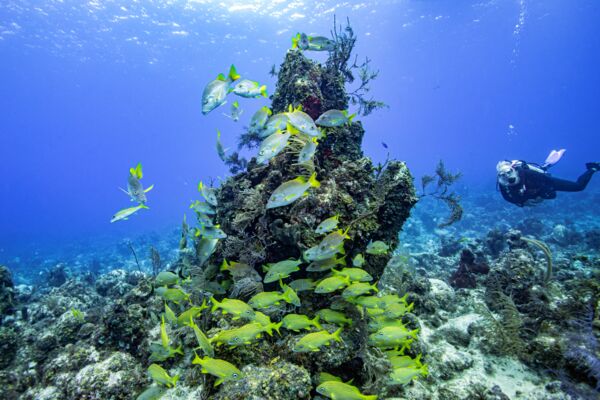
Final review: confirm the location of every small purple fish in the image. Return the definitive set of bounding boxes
[382,142,388,149]
[544,149,565,168]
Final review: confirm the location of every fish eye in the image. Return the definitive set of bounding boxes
[232,373,239,378]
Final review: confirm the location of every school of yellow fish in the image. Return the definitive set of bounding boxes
[136,33,427,400]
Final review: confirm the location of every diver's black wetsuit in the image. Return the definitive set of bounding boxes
[499,161,596,207]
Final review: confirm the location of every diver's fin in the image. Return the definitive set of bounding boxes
[543,149,566,169]
[586,162,600,172]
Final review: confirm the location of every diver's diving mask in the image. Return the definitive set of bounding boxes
[496,161,520,186]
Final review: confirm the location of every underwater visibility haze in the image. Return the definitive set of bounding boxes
[0,1,599,399]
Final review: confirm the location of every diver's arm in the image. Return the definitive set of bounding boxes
[499,185,523,207]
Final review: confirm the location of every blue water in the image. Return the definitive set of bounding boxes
[1,0,599,271]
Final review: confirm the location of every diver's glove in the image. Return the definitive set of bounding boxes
[586,162,600,172]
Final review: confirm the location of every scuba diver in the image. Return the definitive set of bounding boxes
[497,149,599,207]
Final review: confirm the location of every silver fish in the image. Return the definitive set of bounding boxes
[256,131,291,164]
[110,204,149,223]
[201,65,240,115]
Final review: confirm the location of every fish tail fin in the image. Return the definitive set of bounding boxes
[210,297,220,313]
[220,259,230,272]
[420,364,429,376]
[332,327,343,342]
[415,353,422,367]
[281,287,292,303]
[399,293,409,304]
[348,113,356,123]
[372,282,379,293]
[192,351,203,364]
[308,172,320,188]
[172,374,180,387]
[291,33,299,49]
[260,85,268,97]
[273,321,282,335]
[312,315,323,330]
[406,302,415,313]
[174,345,184,355]
[228,64,241,81]
[409,329,419,340]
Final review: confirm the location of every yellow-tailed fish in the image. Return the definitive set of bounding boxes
[192,354,243,387]
[190,200,215,215]
[332,267,372,282]
[316,309,352,326]
[216,130,229,161]
[266,172,320,209]
[288,278,316,292]
[368,326,419,348]
[211,298,255,320]
[196,224,227,239]
[248,290,287,309]
[147,364,179,388]
[262,258,302,283]
[262,113,289,137]
[198,181,218,206]
[202,65,240,115]
[249,106,272,134]
[223,100,243,122]
[306,35,336,51]
[231,79,267,98]
[315,109,356,127]
[306,255,346,272]
[177,302,208,326]
[297,136,319,164]
[211,322,267,347]
[160,315,170,349]
[148,342,184,362]
[157,287,190,304]
[389,354,422,369]
[188,316,214,357]
[121,163,154,204]
[164,303,177,324]
[316,381,377,400]
[366,240,389,255]
[110,204,149,223]
[293,328,343,352]
[342,282,379,299]
[352,253,365,267]
[389,364,428,385]
[282,314,322,332]
[314,275,351,294]
[197,237,219,265]
[256,130,291,164]
[136,385,166,400]
[220,259,255,279]
[155,271,179,286]
[383,302,414,319]
[315,215,340,235]
[286,109,322,138]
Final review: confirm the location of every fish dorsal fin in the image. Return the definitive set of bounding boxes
[216,73,227,82]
